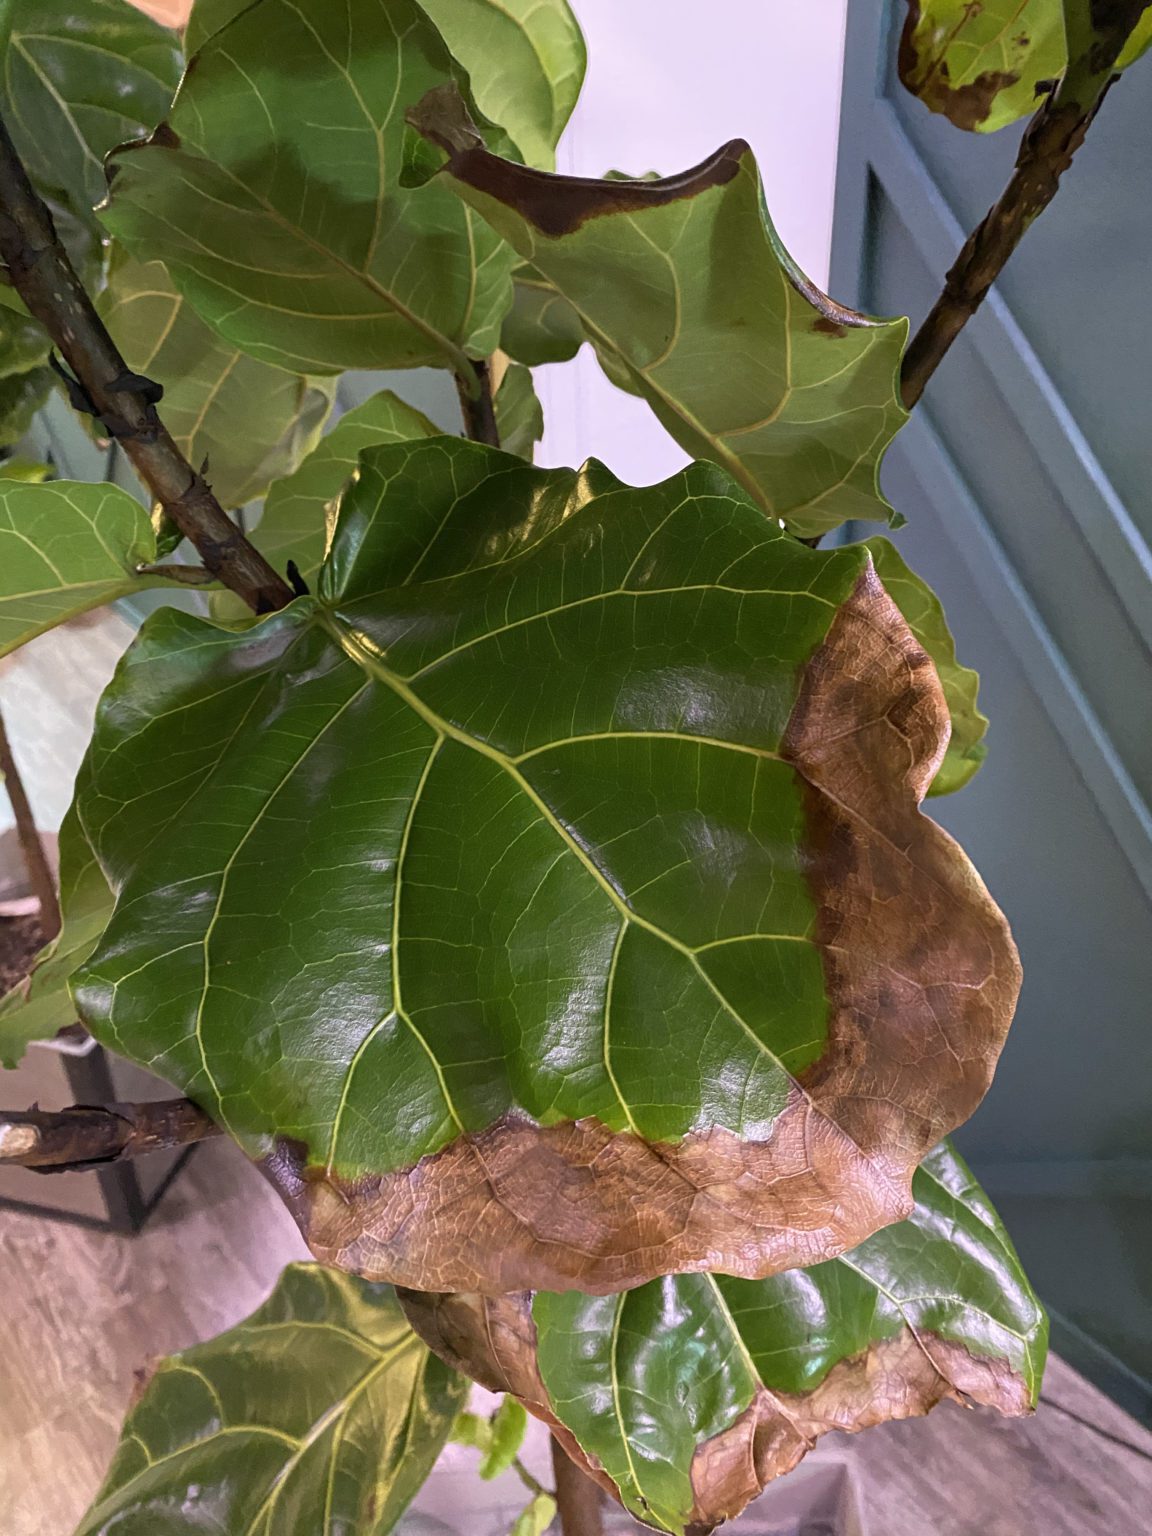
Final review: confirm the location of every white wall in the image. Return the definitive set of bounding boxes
[537,0,850,483]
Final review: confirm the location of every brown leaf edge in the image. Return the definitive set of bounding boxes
[263,563,1021,1297]
[398,1287,1034,1534]
[407,83,882,336]
[897,0,1023,133]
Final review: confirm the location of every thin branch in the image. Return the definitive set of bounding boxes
[0,1098,220,1172]
[455,358,501,446]
[0,114,294,615]
[551,1434,604,1536]
[901,1,1150,409]
[0,705,60,939]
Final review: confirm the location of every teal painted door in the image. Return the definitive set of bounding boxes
[833,2,1152,1416]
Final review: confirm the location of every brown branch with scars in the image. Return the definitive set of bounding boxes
[901,0,1152,408]
[0,113,295,614]
[0,1098,220,1172]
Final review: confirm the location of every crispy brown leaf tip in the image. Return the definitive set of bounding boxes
[408,83,745,238]
[263,563,1020,1297]
[399,1289,1033,1534]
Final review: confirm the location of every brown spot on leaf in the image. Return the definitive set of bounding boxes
[811,316,848,338]
[398,1289,1032,1535]
[262,559,1019,1298]
[408,84,743,238]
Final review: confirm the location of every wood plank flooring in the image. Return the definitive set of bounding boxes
[1,1137,1150,1536]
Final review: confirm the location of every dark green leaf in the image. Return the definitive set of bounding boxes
[402,1143,1047,1536]
[418,0,585,169]
[411,87,908,539]
[0,364,53,447]
[76,1263,467,1536]
[500,265,584,367]
[899,0,1152,132]
[0,479,183,656]
[99,253,335,511]
[0,0,181,220]
[212,388,441,622]
[72,439,1020,1296]
[494,360,542,459]
[0,802,111,1067]
[864,537,987,796]
[102,0,517,377]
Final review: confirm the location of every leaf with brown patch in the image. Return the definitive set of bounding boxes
[400,1141,1047,1535]
[72,438,1019,1295]
[408,85,908,541]
[899,0,1152,132]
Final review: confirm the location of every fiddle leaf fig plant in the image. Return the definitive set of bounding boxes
[0,0,1144,1532]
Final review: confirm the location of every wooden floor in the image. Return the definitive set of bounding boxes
[2,1137,1150,1536]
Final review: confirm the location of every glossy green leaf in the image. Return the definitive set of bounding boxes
[403,1143,1045,1536]
[530,1142,1046,1533]
[0,0,181,220]
[0,306,50,380]
[0,801,111,1068]
[211,389,441,623]
[0,479,186,656]
[494,360,543,459]
[0,365,52,447]
[102,0,517,377]
[99,254,335,511]
[899,0,1152,132]
[412,87,908,539]
[864,537,987,796]
[76,1262,467,1536]
[501,265,584,366]
[71,438,1020,1296]
[418,0,585,169]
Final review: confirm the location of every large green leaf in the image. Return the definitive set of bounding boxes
[102,0,518,378]
[0,364,52,447]
[71,438,1020,1296]
[0,0,181,220]
[419,0,585,169]
[401,1142,1047,1536]
[899,0,1152,132]
[411,87,908,540]
[76,1262,467,1536]
[0,801,111,1068]
[98,254,335,511]
[211,388,441,623]
[0,479,183,656]
[865,537,988,796]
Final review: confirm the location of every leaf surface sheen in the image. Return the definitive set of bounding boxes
[99,253,335,511]
[400,1142,1047,1536]
[75,1263,466,1536]
[410,87,908,539]
[101,0,519,376]
[899,0,1152,132]
[72,438,1021,1296]
[0,0,181,221]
